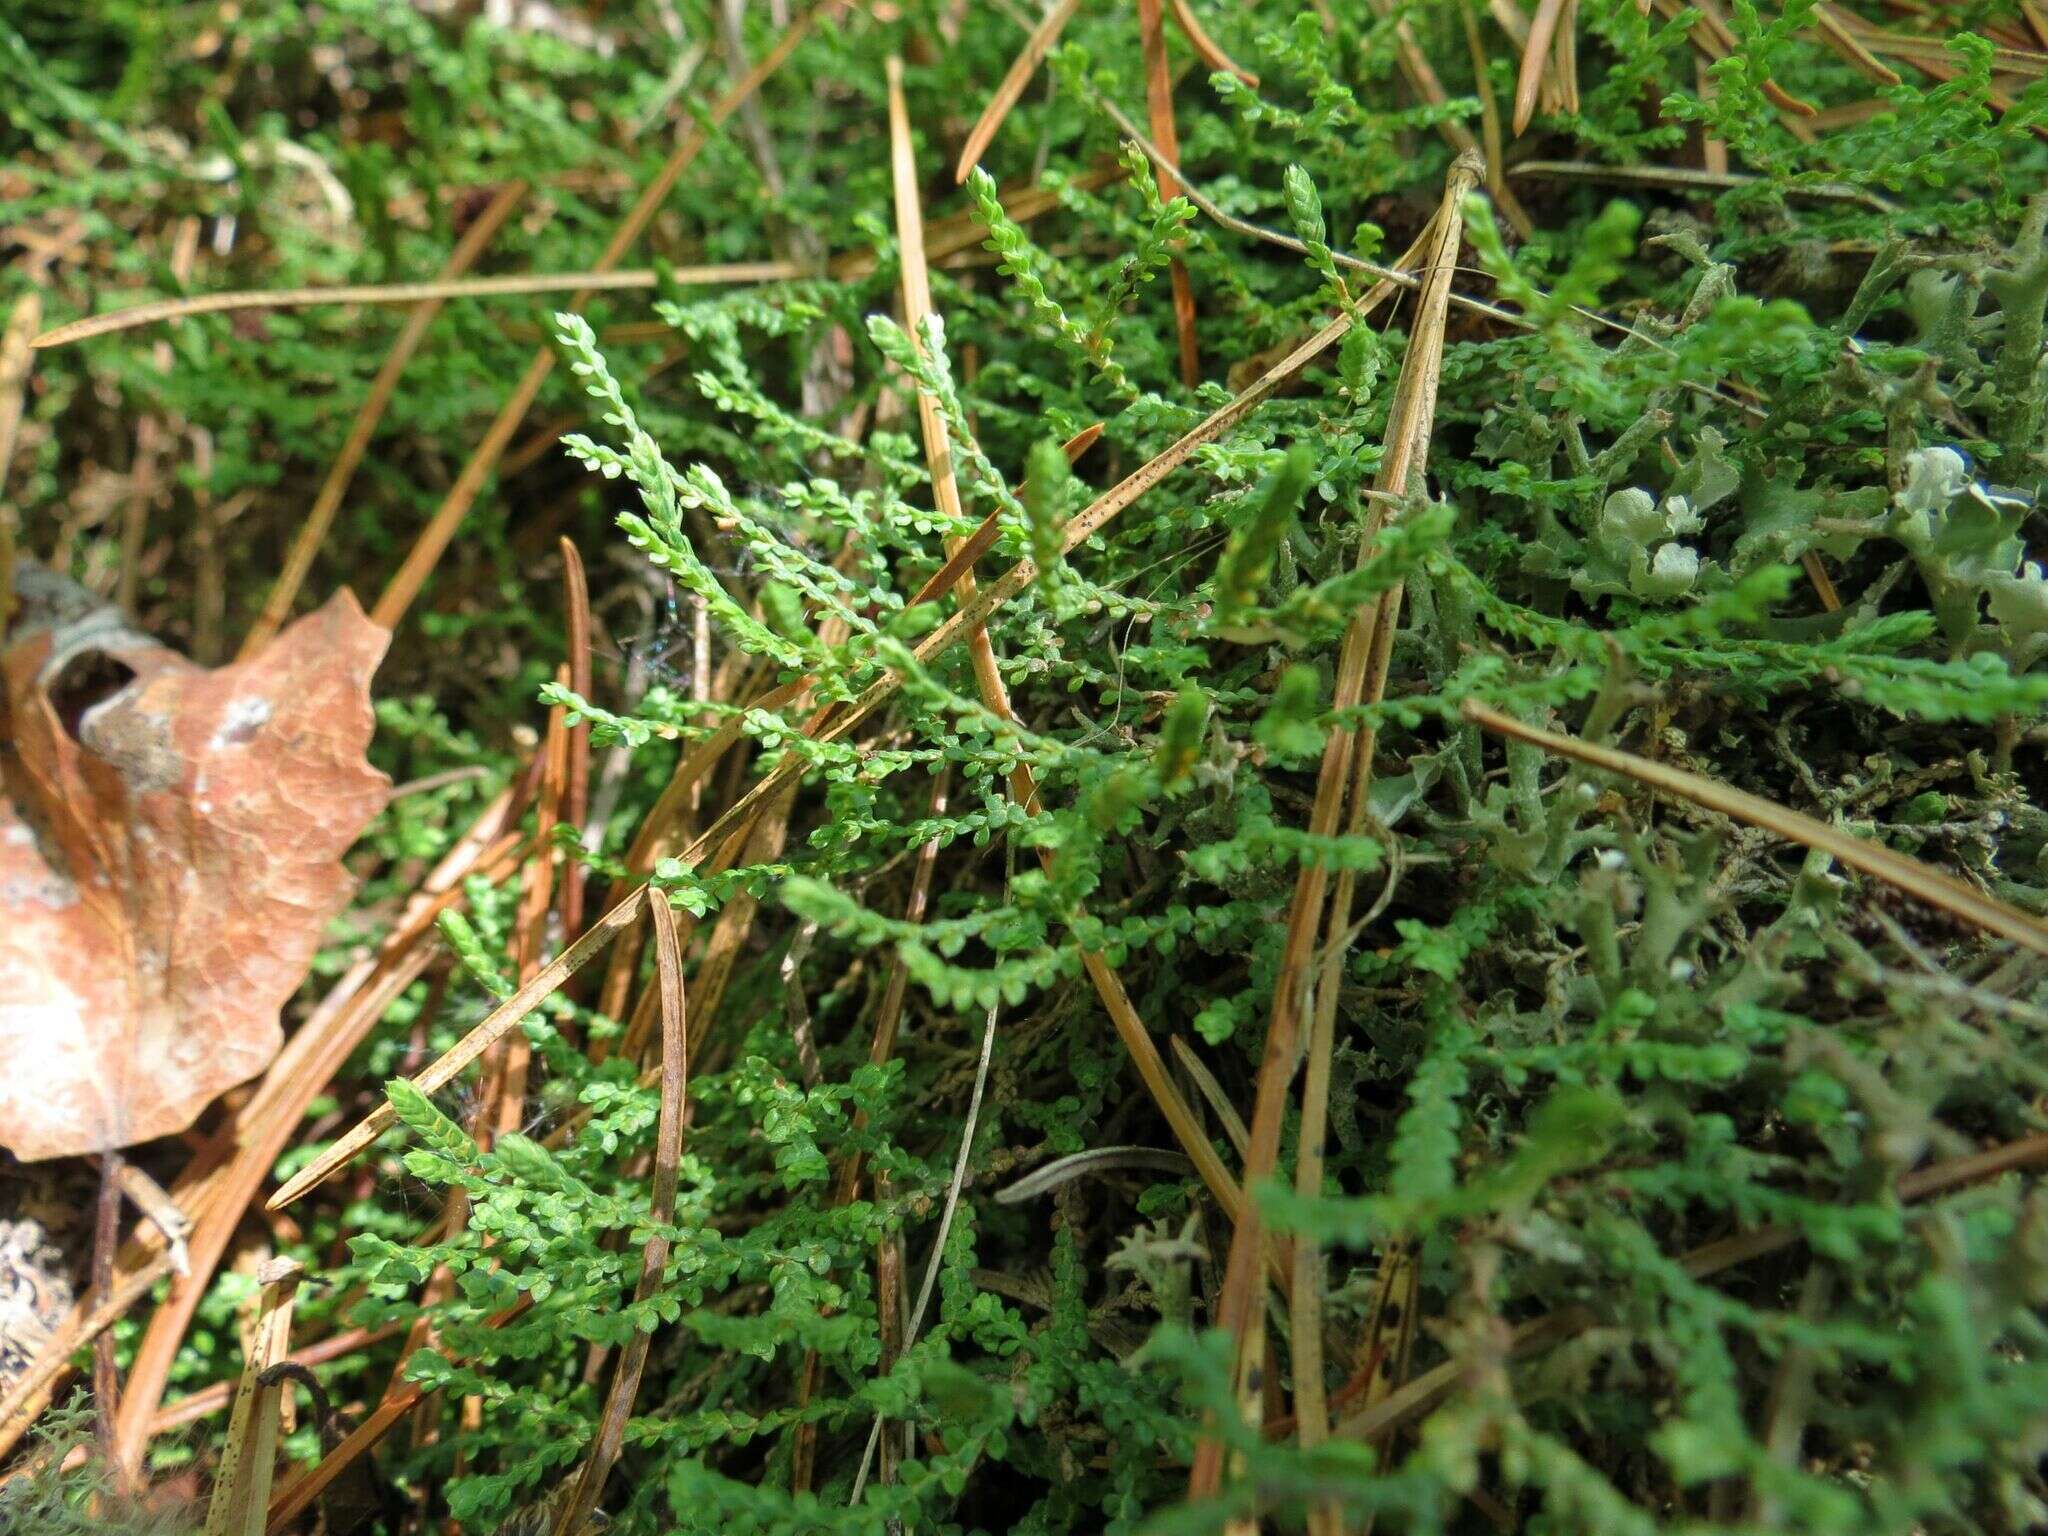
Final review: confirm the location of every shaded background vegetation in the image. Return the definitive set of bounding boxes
[6,0,2048,1531]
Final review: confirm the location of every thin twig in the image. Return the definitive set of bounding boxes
[91,1152,124,1473]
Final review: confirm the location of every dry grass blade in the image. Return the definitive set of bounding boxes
[1461,701,2048,957]
[954,0,1085,183]
[1505,158,1898,212]
[31,262,803,350]
[203,1259,301,1536]
[1170,1036,1250,1159]
[549,899,687,1536]
[1334,1131,2048,1447]
[369,3,821,634]
[238,182,526,658]
[1190,151,1481,1505]
[1167,0,1259,85]
[994,1145,1194,1203]
[1136,0,1202,386]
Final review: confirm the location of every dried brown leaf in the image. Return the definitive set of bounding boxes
[0,584,389,1160]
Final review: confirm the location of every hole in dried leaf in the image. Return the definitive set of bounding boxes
[45,649,137,742]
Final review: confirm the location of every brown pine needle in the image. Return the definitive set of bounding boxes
[559,538,595,935]
[1513,0,1569,133]
[954,0,1086,184]
[892,54,1254,1240]
[32,263,801,350]
[237,182,527,658]
[549,898,687,1536]
[1192,151,1482,1505]
[1811,1,1904,86]
[1137,0,1202,386]
[1167,0,1258,86]
[268,884,648,1210]
[1462,701,2048,957]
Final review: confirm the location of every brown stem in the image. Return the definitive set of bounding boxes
[92,1151,124,1477]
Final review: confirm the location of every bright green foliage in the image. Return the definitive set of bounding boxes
[10,1,2048,1534]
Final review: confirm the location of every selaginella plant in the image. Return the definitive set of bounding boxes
[8,1,2048,1533]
